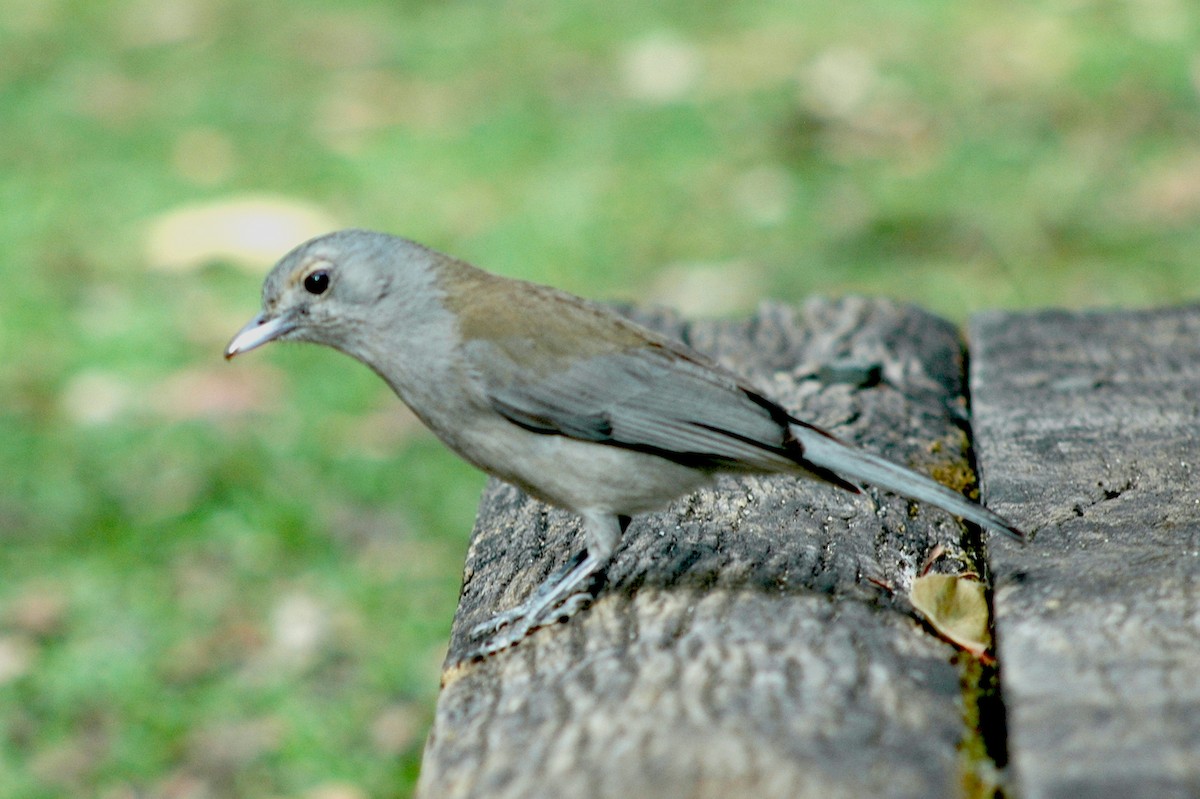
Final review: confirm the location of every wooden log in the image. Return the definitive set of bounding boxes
[418,298,996,799]
[970,306,1200,799]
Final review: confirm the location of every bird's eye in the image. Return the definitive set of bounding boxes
[303,270,330,295]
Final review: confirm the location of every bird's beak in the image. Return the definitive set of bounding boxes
[224,313,295,359]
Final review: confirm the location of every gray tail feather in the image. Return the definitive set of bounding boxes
[792,423,1024,541]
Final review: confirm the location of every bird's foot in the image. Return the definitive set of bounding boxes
[465,548,602,660]
[467,548,589,639]
[467,590,595,659]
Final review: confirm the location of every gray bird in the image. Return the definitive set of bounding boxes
[226,229,1022,656]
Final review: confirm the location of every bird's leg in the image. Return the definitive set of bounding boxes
[468,512,627,658]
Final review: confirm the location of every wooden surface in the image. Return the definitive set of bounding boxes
[417,298,1000,799]
[970,307,1200,799]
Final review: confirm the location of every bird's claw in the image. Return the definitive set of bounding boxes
[463,547,602,660]
[468,608,522,639]
[465,590,594,660]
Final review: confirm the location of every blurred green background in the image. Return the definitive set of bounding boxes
[2,0,1198,796]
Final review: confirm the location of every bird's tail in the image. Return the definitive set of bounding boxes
[789,421,1024,541]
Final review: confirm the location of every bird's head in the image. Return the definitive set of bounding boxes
[224,229,441,360]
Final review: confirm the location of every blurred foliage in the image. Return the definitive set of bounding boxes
[1,0,1199,796]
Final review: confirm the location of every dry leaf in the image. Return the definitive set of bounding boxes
[143,194,339,273]
[910,573,992,658]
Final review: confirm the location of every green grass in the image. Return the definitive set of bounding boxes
[3,1,1200,796]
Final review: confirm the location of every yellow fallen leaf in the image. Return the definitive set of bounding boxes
[143,194,339,273]
[910,573,992,658]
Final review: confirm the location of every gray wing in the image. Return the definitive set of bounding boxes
[472,338,806,473]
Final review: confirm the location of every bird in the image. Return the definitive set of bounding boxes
[225,229,1023,657]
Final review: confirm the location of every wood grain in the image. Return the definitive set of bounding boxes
[970,306,1200,799]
